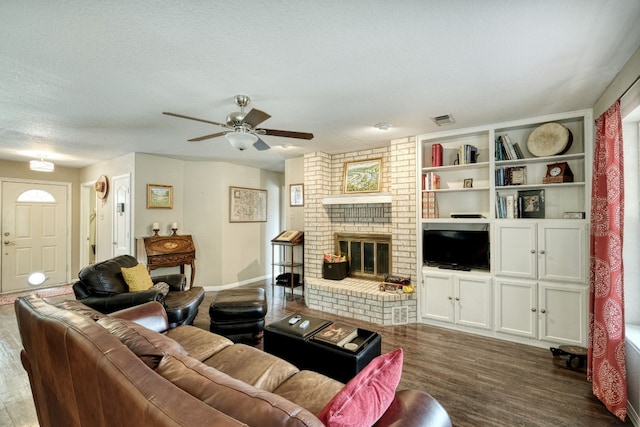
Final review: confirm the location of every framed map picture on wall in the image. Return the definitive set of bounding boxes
[229,186,267,222]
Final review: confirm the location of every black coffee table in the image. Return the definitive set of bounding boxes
[263,313,382,383]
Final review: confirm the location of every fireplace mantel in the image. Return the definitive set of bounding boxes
[322,192,392,205]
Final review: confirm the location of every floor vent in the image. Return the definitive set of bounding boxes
[392,306,409,325]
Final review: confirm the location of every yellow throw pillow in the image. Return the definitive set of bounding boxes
[121,264,153,292]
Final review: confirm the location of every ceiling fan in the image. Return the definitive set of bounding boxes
[163,95,314,151]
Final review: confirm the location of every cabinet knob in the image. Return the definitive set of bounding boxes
[539,250,545,255]
[541,309,546,314]
[448,296,453,300]
[531,308,537,312]
[455,297,460,301]
[530,249,536,254]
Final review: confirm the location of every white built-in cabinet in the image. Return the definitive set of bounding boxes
[494,279,587,346]
[421,270,492,330]
[416,109,592,349]
[495,221,587,283]
[493,220,588,346]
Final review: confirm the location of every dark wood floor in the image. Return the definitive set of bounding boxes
[1,281,633,426]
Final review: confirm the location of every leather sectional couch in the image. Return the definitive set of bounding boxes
[15,295,452,427]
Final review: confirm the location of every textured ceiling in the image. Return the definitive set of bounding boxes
[1,1,639,171]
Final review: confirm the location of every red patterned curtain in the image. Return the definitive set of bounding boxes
[587,100,626,421]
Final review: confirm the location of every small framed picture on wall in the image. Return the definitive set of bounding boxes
[290,184,304,206]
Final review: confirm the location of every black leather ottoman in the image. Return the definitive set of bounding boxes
[209,287,267,343]
[264,313,382,383]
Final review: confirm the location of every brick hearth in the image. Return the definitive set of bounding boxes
[305,277,417,326]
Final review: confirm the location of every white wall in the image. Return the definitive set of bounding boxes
[134,153,185,237]
[80,153,136,261]
[284,157,305,230]
[183,161,283,288]
[79,153,283,289]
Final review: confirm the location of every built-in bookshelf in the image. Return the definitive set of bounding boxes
[415,109,593,349]
[417,110,592,223]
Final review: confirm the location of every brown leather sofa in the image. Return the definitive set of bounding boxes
[72,255,205,328]
[16,295,452,427]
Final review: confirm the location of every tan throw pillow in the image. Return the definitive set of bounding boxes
[121,263,153,291]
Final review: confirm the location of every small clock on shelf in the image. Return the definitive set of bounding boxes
[543,162,574,184]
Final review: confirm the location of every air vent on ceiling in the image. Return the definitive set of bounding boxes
[431,114,455,126]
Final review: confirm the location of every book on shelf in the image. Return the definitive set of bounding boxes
[422,191,438,219]
[496,166,527,186]
[495,193,518,219]
[313,323,359,348]
[458,144,479,165]
[272,230,303,243]
[422,172,440,190]
[496,134,524,161]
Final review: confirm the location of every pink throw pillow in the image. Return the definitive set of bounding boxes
[317,348,403,427]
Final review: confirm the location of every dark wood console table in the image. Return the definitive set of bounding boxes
[136,235,196,288]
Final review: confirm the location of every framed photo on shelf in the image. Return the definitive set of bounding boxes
[343,158,382,194]
[147,184,173,209]
[463,178,473,188]
[229,186,267,222]
[518,189,545,218]
[290,184,304,206]
[510,166,527,185]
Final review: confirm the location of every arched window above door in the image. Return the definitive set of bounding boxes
[16,189,56,202]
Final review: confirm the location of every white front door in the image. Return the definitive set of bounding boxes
[1,181,69,293]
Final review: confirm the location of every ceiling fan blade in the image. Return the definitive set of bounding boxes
[188,131,227,142]
[242,108,271,128]
[260,128,314,140]
[163,112,229,128]
[253,138,271,151]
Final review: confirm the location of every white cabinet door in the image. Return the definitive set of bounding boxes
[494,279,537,339]
[456,276,492,330]
[422,271,454,322]
[538,222,587,283]
[495,222,537,279]
[538,282,588,346]
[496,221,587,283]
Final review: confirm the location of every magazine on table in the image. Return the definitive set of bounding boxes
[312,323,358,348]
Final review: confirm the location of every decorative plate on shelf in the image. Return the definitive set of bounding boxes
[526,122,573,157]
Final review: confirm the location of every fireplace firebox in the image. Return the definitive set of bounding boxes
[335,233,391,279]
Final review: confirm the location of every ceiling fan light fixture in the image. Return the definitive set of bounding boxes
[374,122,393,131]
[225,131,258,151]
[30,159,55,172]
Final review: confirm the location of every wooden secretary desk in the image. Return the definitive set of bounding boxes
[136,235,196,288]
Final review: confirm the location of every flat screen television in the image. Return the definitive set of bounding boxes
[423,229,489,271]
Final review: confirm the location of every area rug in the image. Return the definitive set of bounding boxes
[0,284,74,306]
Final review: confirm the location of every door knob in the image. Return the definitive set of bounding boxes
[3,240,14,245]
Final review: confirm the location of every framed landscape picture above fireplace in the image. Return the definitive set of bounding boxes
[343,158,382,194]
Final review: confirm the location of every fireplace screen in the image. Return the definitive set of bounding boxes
[336,233,391,279]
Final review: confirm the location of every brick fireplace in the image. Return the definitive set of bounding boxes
[302,138,418,325]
